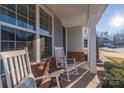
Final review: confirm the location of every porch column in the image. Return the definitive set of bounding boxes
[88,15,97,73]
[36,5,40,62]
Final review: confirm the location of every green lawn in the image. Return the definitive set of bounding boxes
[105,56,124,63]
[100,49,118,53]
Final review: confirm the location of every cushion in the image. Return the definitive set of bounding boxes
[15,74,37,88]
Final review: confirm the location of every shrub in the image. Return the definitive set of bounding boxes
[104,62,116,72]
[108,68,124,87]
[103,62,124,87]
[104,61,124,72]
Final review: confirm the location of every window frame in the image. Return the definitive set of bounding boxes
[0,24,1,52]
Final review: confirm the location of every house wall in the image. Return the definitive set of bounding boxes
[67,26,83,52]
[54,15,63,47]
[0,5,85,87]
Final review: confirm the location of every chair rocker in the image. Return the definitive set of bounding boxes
[55,47,79,81]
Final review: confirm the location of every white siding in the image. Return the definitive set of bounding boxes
[67,26,83,52]
[54,16,63,47]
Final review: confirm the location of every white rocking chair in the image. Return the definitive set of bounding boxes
[0,48,64,88]
[55,47,79,81]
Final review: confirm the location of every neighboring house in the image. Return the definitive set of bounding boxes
[97,31,112,47]
[98,37,112,47]
[113,34,124,48]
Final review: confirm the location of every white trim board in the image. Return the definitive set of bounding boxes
[0,21,37,34]
[0,22,1,52]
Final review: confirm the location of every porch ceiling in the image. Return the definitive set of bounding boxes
[46,4,108,27]
[46,4,89,27]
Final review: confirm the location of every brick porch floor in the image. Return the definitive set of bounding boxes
[39,63,104,88]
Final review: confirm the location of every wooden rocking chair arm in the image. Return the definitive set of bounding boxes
[35,75,49,80]
[35,69,65,80]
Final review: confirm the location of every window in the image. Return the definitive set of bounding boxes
[0,4,36,31]
[17,5,27,18]
[27,4,36,30]
[1,42,15,51]
[17,4,36,30]
[26,32,36,61]
[16,30,36,61]
[2,4,16,12]
[0,5,53,61]
[40,35,52,59]
[40,8,52,36]
[17,14,27,29]
[1,26,15,51]
[1,26,15,40]
[27,20,35,31]
[1,26,36,62]
[16,30,27,50]
[29,4,36,11]
[40,7,53,59]
[0,5,16,25]
[28,8,36,21]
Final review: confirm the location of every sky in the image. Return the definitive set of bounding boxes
[97,4,124,35]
